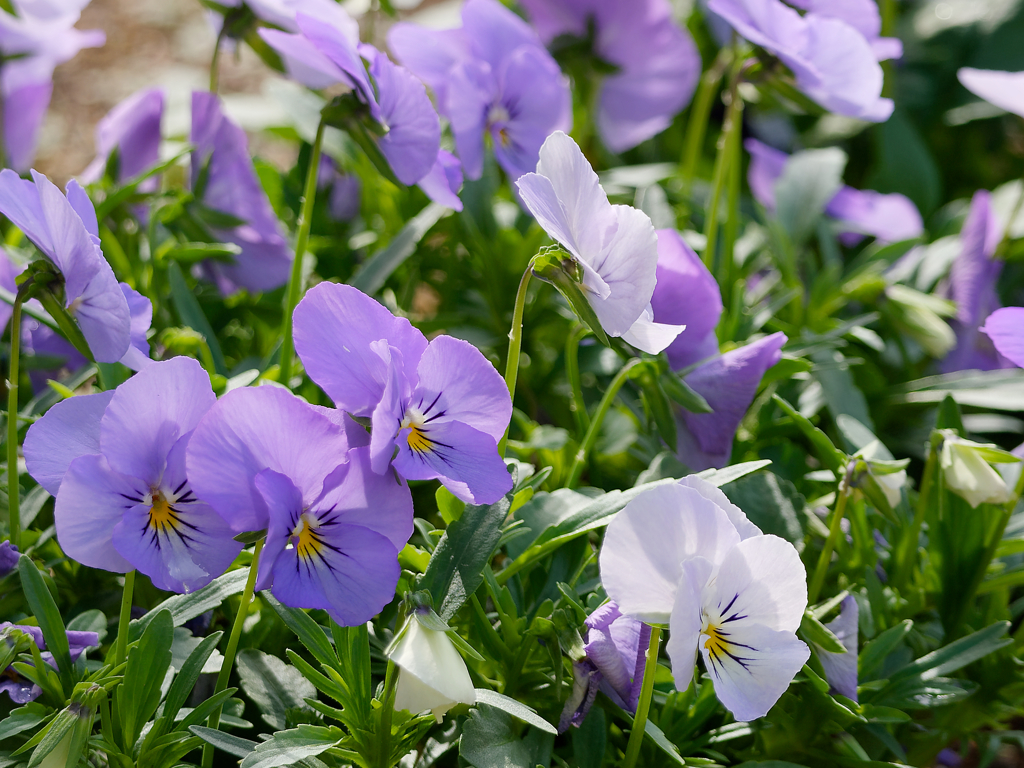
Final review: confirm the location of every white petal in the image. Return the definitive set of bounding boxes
[706,535,807,633]
[600,484,741,624]
[677,475,762,540]
[665,557,713,694]
[389,619,476,719]
[620,306,685,355]
[941,440,1012,508]
[700,621,809,721]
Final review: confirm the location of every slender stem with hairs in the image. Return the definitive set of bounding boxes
[497,266,533,457]
[566,325,591,437]
[623,625,662,768]
[6,292,23,549]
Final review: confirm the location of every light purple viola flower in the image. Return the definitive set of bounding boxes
[1,621,98,704]
[812,594,858,701]
[942,190,1013,373]
[651,229,722,371]
[417,149,463,212]
[786,0,902,60]
[3,66,52,174]
[519,0,700,153]
[317,155,361,221]
[190,91,292,295]
[0,541,17,576]
[958,68,1024,120]
[516,131,684,353]
[676,332,787,471]
[293,283,513,505]
[745,139,922,245]
[24,358,242,593]
[118,282,153,371]
[708,0,893,122]
[981,308,1024,369]
[80,88,164,189]
[0,170,131,363]
[389,0,571,181]
[186,385,414,626]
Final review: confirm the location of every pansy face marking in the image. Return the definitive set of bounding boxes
[701,593,755,677]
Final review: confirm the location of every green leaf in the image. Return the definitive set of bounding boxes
[772,394,846,473]
[473,689,557,735]
[889,621,1010,683]
[419,493,511,620]
[239,725,338,768]
[17,556,73,693]
[0,704,48,741]
[161,631,224,727]
[165,241,242,265]
[167,261,227,375]
[236,649,316,730]
[642,718,687,766]
[131,568,248,640]
[189,726,258,759]
[859,620,913,681]
[800,611,845,654]
[697,459,774,487]
[265,595,339,673]
[119,610,174,750]
[722,471,806,545]
[94,146,193,220]
[460,703,552,768]
[435,485,466,526]
[660,371,712,414]
[350,203,448,294]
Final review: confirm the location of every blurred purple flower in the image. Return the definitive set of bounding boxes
[676,332,787,471]
[293,283,513,505]
[0,171,131,362]
[708,0,893,122]
[317,155,361,221]
[519,0,700,153]
[186,385,414,626]
[745,139,922,245]
[260,5,440,185]
[786,0,902,60]
[190,91,293,295]
[650,229,722,371]
[0,541,17,576]
[981,308,1024,368]
[389,0,570,181]
[1,621,98,703]
[942,190,1013,372]
[417,149,464,212]
[812,594,858,701]
[24,357,242,593]
[80,88,164,189]
[958,68,1024,119]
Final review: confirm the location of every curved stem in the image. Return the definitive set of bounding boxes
[202,538,265,768]
[702,57,745,272]
[114,570,136,666]
[497,266,533,458]
[720,101,744,305]
[6,293,22,549]
[566,358,642,489]
[894,446,938,588]
[623,625,662,768]
[808,481,851,605]
[566,325,590,437]
[209,23,227,93]
[278,120,325,389]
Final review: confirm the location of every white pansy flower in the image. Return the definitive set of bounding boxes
[940,435,1020,509]
[389,614,476,722]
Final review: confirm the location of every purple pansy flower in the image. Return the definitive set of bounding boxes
[0,170,131,363]
[941,191,1013,373]
[559,601,650,731]
[812,594,858,701]
[389,0,571,181]
[80,88,164,189]
[186,385,414,626]
[708,0,893,122]
[518,0,700,153]
[981,308,1024,369]
[293,283,513,505]
[651,229,722,371]
[259,4,440,186]
[1,621,98,704]
[516,131,685,354]
[416,149,464,212]
[24,357,242,593]
[0,541,17,576]
[673,333,787,471]
[786,0,902,60]
[958,68,1024,120]
[190,91,293,295]
[317,155,362,221]
[746,139,923,245]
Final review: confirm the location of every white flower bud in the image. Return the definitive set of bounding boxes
[940,436,1019,508]
[389,616,476,723]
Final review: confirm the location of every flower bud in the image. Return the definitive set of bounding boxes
[939,434,1020,508]
[389,615,476,723]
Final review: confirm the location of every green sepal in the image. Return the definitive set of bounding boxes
[530,247,611,346]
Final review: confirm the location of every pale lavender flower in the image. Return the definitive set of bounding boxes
[80,88,164,188]
[786,0,902,60]
[417,149,464,212]
[981,308,1024,368]
[317,155,361,221]
[519,0,701,153]
[958,68,1024,119]
[812,595,858,701]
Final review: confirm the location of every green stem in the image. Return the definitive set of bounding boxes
[680,51,729,196]
[6,293,22,549]
[202,538,264,768]
[702,58,745,272]
[497,266,533,458]
[566,325,590,437]
[377,659,398,768]
[209,22,227,93]
[278,120,325,388]
[114,570,136,667]
[566,358,642,489]
[894,446,938,588]
[720,94,744,303]
[808,480,851,605]
[623,625,662,768]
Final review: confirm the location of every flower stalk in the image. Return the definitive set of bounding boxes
[498,264,534,457]
[623,624,661,768]
[702,54,746,273]
[894,439,939,588]
[6,290,23,550]
[114,570,136,667]
[808,466,853,605]
[566,325,591,437]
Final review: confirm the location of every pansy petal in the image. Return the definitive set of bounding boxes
[587,204,659,337]
[100,357,215,487]
[0,168,50,258]
[417,149,464,211]
[259,28,346,90]
[118,282,153,371]
[392,418,512,505]
[677,475,762,540]
[24,390,113,496]
[293,282,427,416]
[600,484,741,624]
[620,306,685,355]
[825,187,923,245]
[80,87,164,186]
[958,68,1024,120]
[462,0,541,72]
[745,138,789,212]
[665,557,711,695]
[387,23,469,105]
[296,11,375,109]
[64,179,97,238]
[981,307,1024,368]
[3,78,52,175]
[254,468,306,593]
[54,454,136,574]
[816,595,858,700]
[369,342,408,474]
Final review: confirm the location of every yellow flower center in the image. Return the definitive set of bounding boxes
[292,513,323,561]
[703,623,728,659]
[401,409,433,454]
[148,492,178,532]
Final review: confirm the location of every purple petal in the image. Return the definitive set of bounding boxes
[678,332,787,470]
[328,174,361,221]
[3,75,52,174]
[24,390,113,496]
[0,168,52,257]
[0,540,20,576]
[587,204,659,338]
[745,138,789,211]
[293,282,428,417]
[981,308,1024,368]
[80,87,164,186]
[118,283,153,370]
[54,453,136,573]
[816,595,858,700]
[0,677,41,704]
[707,0,811,60]
[583,601,647,711]
[652,229,723,371]
[369,342,409,475]
[253,469,305,593]
[950,190,1001,326]
[825,187,923,245]
[0,248,21,330]
[958,68,1024,120]
[463,0,544,72]
[259,28,347,90]
[516,0,586,43]
[413,334,511,442]
[64,179,97,238]
[387,23,469,108]
[447,59,495,181]
[417,149,464,211]
[392,418,512,505]
[296,10,377,113]
[186,385,355,533]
